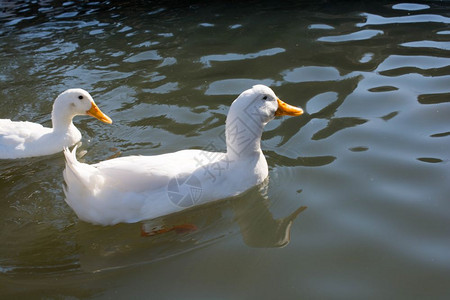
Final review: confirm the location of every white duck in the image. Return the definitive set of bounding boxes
[0,89,112,159]
[63,85,303,225]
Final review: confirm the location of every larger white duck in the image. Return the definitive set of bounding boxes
[0,89,112,159]
[63,85,303,225]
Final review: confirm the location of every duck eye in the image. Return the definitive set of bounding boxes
[262,96,268,100]
[78,95,84,100]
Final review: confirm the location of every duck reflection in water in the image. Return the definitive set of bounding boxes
[231,192,306,248]
[77,180,306,272]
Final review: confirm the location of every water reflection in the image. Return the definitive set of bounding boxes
[77,181,306,272]
[200,48,285,68]
[205,79,276,95]
[377,55,450,73]
[232,195,306,248]
[392,3,430,11]
[308,24,334,30]
[418,93,450,105]
[282,66,342,83]
[312,117,367,140]
[0,175,307,275]
[318,29,383,43]
[401,41,450,51]
[358,12,450,27]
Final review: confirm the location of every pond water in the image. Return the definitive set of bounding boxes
[1,1,449,298]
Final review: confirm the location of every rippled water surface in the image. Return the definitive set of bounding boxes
[1,1,449,298]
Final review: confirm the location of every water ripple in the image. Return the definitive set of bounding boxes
[308,24,334,30]
[318,29,383,43]
[377,55,450,72]
[142,82,179,94]
[311,117,368,140]
[205,78,276,95]
[199,48,286,67]
[306,92,338,115]
[124,50,163,63]
[418,93,450,105]
[4,16,35,26]
[401,41,450,51]
[282,66,342,83]
[392,3,430,11]
[359,53,374,63]
[55,12,79,19]
[358,13,450,27]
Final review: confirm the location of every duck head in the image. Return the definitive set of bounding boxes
[52,88,112,128]
[225,85,303,157]
[227,85,303,125]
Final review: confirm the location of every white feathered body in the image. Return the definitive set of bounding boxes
[0,119,81,159]
[63,147,267,225]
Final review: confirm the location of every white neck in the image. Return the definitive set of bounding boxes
[225,106,265,160]
[51,102,75,132]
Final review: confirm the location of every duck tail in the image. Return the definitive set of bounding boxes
[62,145,93,197]
[63,146,107,224]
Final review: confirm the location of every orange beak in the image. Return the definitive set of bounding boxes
[275,98,304,117]
[86,103,112,124]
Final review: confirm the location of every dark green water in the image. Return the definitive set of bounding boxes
[1,1,449,298]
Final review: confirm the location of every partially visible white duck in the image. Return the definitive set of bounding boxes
[0,89,112,159]
[63,85,303,225]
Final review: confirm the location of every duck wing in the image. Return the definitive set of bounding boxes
[63,147,205,225]
[91,149,203,192]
